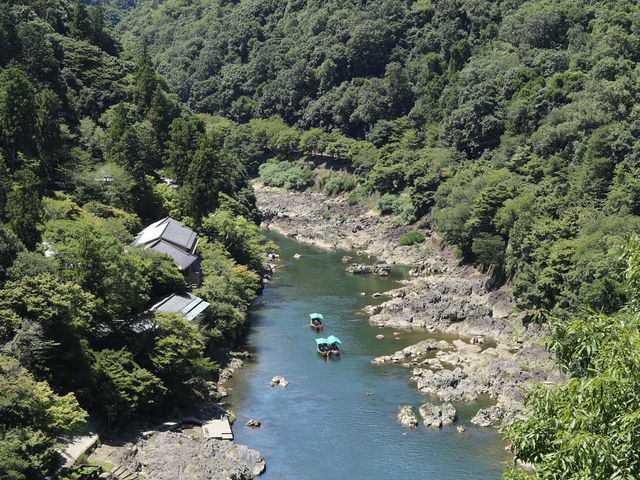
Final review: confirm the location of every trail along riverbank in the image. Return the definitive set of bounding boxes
[253,181,565,426]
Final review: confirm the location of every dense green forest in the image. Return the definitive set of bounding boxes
[0,0,273,477]
[107,0,640,477]
[3,0,640,477]
[111,0,640,321]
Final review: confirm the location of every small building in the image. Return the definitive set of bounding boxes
[135,216,198,254]
[135,217,201,285]
[149,292,210,322]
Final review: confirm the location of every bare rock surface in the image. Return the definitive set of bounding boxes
[125,431,265,480]
[370,339,448,365]
[346,262,391,276]
[270,376,289,387]
[419,403,457,428]
[397,405,419,428]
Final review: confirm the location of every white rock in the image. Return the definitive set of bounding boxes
[270,376,289,387]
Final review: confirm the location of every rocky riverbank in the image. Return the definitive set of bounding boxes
[89,403,265,480]
[254,181,565,426]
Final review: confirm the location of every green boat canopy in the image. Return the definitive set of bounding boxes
[326,335,342,344]
[309,313,324,320]
[315,338,330,345]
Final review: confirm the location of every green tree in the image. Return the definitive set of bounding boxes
[0,274,97,394]
[92,349,166,426]
[0,356,87,480]
[504,237,640,479]
[0,68,36,163]
[70,0,91,39]
[5,168,43,250]
[181,135,223,220]
[150,312,217,396]
[0,225,24,284]
[165,116,205,184]
[133,41,158,115]
[35,89,62,183]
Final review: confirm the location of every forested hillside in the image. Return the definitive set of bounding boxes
[108,2,640,476]
[113,0,640,321]
[3,0,640,477]
[0,0,272,477]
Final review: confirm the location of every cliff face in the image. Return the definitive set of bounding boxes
[254,182,565,425]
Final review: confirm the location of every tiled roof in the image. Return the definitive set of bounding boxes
[135,217,198,254]
[150,292,210,321]
[146,239,198,271]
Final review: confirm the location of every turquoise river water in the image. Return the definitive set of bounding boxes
[226,233,507,479]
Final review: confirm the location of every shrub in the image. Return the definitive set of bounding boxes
[377,193,398,214]
[319,172,356,195]
[398,231,426,246]
[378,194,415,221]
[259,160,314,191]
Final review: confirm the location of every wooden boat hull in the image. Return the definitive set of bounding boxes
[317,346,330,356]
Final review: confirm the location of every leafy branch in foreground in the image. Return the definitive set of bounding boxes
[503,236,640,480]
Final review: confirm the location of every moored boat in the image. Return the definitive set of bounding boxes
[316,338,331,355]
[326,335,342,355]
[309,313,323,330]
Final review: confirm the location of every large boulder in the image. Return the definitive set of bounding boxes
[471,405,504,427]
[415,367,479,401]
[397,405,418,428]
[346,262,391,277]
[270,376,289,387]
[419,402,457,428]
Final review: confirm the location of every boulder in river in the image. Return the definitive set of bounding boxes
[471,406,504,427]
[270,376,289,387]
[397,405,418,428]
[419,402,457,428]
[346,263,391,277]
[246,419,261,428]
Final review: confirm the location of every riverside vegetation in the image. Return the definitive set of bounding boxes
[0,0,274,478]
[2,0,640,478]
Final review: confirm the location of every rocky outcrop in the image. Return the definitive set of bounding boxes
[270,376,289,387]
[99,431,265,480]
[471,406,505,427]
[370,339,450,366]
[397,405,419,428]
[346,262,391,277]
[419,403,457,428]
[414,368,479,402]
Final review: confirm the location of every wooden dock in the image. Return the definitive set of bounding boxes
[202,418,233,440]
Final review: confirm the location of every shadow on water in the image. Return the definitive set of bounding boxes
[227,232,507,479]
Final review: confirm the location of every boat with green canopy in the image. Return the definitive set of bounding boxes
[309,313,323,330]
[315,337,331,355]
[326,335,342,355]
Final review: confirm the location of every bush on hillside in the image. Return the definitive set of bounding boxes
[398,231,426,246]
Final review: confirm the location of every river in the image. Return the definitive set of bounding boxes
[226,232,507,479]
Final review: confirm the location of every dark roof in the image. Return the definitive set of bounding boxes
[146,239,198,271]
[135,217,198,254]
[150,292,210,321]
